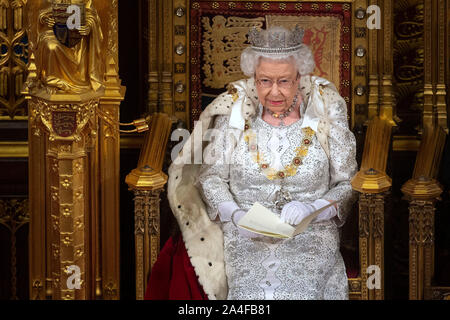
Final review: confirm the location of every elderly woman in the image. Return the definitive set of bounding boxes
[160,26,357,300]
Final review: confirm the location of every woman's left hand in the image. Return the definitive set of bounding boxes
[280,201,315,225]
[281,199,338,225]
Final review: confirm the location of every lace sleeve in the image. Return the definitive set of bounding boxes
[322,99,358,227]
[197,115,237,220]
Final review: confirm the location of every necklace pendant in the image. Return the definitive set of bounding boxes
[274,184,292,212]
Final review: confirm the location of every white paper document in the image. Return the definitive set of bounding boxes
[237,201,338,239]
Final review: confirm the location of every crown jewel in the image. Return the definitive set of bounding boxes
[248,25,305,54]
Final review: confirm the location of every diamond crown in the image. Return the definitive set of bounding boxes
[248,25,305,54]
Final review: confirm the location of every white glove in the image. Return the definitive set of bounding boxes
[218,201,260,238]
[312,199,338,223]
[281,199,338,225]
[217,201,240,222]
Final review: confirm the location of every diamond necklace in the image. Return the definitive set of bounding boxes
[264,93,299,126]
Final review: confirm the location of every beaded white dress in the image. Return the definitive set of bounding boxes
[197,100,357,300]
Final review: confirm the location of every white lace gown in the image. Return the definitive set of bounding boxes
[198,102,357,300]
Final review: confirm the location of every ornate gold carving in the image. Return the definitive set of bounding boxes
[108,0,119,63]
[0,198,30,299]
[32,280,44,300]
[134,194,146,236]
[406,199,437,299]
[201,15,264,88]
[148,190,162,236]
[103,281,118,299]
[357,192,386,300]
[348,278,362,294]
[429,287,450,300]
[29,97,99,142]
[28,0,104,94]
[133,189,162,300]
[0,0,28,118]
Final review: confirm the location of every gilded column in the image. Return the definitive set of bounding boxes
[379,0,396,126]
[435,0,447,132]
[367,0,380,121]
[28,92,102,300]
[402,181,441,300]
[161,0,174,115]
[401,125,446,300]
[148,0,160,113]
[25,0,124,300]
[98,0,125,300]
[352,118,393,300]
[423,0,442,131]
[355,179,389,300]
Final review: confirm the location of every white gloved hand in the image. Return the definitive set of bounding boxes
[312,199,338,223]
[281,199,338,225]
[218,201,260,238]
[280,201,315,225]
[217,201,240,222]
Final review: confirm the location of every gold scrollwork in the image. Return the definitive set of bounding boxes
[104,281,118,299]
[29,98,99,142]
[201,15,264,89]
[0,0,28,118]
[148,190,162,236]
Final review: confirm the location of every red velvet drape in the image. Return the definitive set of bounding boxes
[144,234,209,300]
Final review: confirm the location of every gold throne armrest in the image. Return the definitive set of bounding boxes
[125,112,172,300]
[351,117,393,300]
